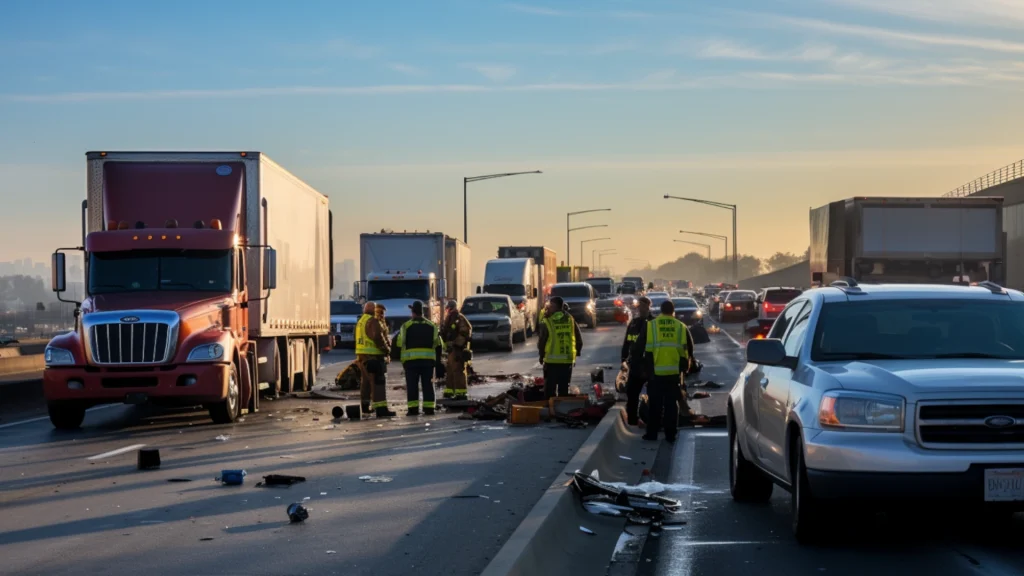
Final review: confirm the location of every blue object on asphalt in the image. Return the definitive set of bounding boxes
[218,469,247,485]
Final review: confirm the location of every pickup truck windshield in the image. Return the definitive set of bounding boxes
[330,301,363,315]
[366,280,430,302]
[551,285,591,298]
[588,280,614,295]
[462,299,511,316]
[484,284,526,297]
[813,299,1024,361]
[89,249,232,294]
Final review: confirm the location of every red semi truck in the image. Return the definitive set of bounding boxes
[45,151,332,429]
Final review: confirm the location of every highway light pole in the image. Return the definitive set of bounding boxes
[679,230,728,261]
[464,170,541,243]
[567,209,611,268]
[579,237,610,271]
[665,195,737,282]
[673,239,711,259]
[595,248,616,271]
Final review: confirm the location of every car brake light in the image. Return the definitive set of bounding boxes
[517,301,526,310]
[724,303,732,309]
[614,299,623,307]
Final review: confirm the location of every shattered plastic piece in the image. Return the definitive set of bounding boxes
[326,550,337,554]
[322,425,337,430]
[584,502,632,517]
[605,482,701,495]
[287,503,309,523]
[579,526,595,535]
[662,525,684,531]
[320,492,328,496]
[358,475,393,483]
[303,497,311,501]
[619,455,632,461]
[214,435,231,441]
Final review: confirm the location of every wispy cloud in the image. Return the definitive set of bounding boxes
[768,15,1024,54]
[827,0,1024,29]
[461,63,517,82]
[695,39,895,71]
[505,3,566,16]
[428,40,640,57]
[697,39,773,60]
[387,62,426,76]
[312,38,381,59]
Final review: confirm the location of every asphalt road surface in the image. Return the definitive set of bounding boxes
[0,323,626,576]
[637,318,1024,576]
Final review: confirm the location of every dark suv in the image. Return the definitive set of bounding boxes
[550,282,598,328]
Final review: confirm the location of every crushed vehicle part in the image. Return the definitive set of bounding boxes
[287,503,309,523]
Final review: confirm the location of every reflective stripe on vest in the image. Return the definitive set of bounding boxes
[543,312,576,364]
[355,314,385,356]
[400,319,439,363]
[645,316,687,375]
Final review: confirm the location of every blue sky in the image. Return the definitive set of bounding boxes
[3,0,1024,281]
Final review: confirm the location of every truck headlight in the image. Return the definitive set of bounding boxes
[44,346,75,366]
[586,302,595,311]
[818,391,904,432]
[693,310,702,318]
[187,343,225,362]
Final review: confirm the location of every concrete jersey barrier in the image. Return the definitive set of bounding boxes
[0,354,44,377]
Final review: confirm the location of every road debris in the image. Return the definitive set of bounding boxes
[332,406,344,419]
[216,470,247,486]
[199,537,214,541]
[214,435,231,441]
[256,474,306,487]
[359,475,393,483]
[572,472,683,525]
[287,503,309,523]
[166,478,192,483]
[137,448,161,471]
[580,526,595,535]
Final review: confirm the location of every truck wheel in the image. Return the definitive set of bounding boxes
[48,401,86,430]
[209,363,241,424]
[295,343,314,392]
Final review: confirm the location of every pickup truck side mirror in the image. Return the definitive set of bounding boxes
[263,248,278,290]
[746,338,797,370]
[477,286,482,294]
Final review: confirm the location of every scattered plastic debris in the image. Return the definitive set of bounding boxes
[326,550,337,554]
[359,475,393,483]
[167,478,192,483]
[303,497,311,501]
[287,503,309,523]
[322,425,337,430]
[217,470,247,486]
[199,537,214,541]
[580,526,595,535]
[320,492,327,496]
[619,456,632,461]
[279,455,297,459]
[137,448,161,471]
[604,482,701,495]
[214,435,231,442]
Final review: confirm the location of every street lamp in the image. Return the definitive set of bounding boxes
[679,230,728,260]
[596,250,617,273]
[579,237,610,270]
[665,195,737,282]
[464,171,541,242]
[594,248,616,270]
[673,239,711,259]
[567,209,611,267]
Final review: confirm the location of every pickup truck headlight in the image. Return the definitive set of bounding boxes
[44,346,75,366]
[187,343,225,362]
[498,317,511,325]
[586,302,595,311]
[818,391,904,432]
[693,310,702,318]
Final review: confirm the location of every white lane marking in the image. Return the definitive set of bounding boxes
[87,443,146,461]
[0,404,120,430]
[712,321,743,348]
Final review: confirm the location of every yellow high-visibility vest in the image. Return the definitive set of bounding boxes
[399,318,443,362]
[543,312,576,364]
[645,315,687,376]
[355,314,385,356]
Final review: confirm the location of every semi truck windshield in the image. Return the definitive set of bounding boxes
[89,250,232,294]
[366,280,430,302]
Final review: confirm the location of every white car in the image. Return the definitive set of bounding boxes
[330,300,363,348]
[729,280,1024,542]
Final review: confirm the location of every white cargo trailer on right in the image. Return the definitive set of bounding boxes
[810,196,1005,286]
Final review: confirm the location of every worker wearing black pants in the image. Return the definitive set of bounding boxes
[543,364,574,398]
[646,374,680,442]
[404,360,435,415]
[621,297,653,426]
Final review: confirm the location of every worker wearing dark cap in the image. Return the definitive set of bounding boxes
[395,301,445,416]
[441,300,472,400]
[537,296,584,398]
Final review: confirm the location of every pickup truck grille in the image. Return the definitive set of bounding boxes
[472,321,499,332]
[91,322,171,365]
[917,402,1024,447]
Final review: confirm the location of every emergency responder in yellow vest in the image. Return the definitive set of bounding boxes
[537,296,584,399]
[642,299,693,443]
[441,300,472,400]
[355,301,396,418]
[395,301,444,416]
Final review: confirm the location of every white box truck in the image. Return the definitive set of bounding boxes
[357,232,470,335]
[810,196,1005,286]
[482,258,540,335]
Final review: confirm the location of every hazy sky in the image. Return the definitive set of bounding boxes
[2,0,1024,282]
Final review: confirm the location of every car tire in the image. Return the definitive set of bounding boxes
[729,412,773,503]
[791,433,822,544]
[209,363,241,424]
[48,401,86,430]
[506,329,515,352]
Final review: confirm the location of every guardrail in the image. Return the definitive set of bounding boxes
[945,159,1024,198]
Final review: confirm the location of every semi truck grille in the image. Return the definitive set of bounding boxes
[918,402,1024,447]
[91,322,171,365]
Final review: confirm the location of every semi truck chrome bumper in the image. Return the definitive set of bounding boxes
[44,363,230,405]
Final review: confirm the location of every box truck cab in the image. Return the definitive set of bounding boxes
[45,152,332,430]
[365,270,442,332]
[481,258,539,336]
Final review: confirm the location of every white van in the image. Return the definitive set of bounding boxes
[480,258,540,336]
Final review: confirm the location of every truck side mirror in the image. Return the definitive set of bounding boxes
[52,253,66,293]
[353,281,360,299]
[532,287,538,298]
[811,272,823,283]
[476,286,482,294]
[263,248,278,290]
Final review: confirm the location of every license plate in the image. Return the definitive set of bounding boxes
[338,333,354,342]
[984,468,1024,501]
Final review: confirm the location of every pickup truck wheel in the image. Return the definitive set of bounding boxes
[209,364,241,424]
[729,417,773,502]
[48,401,86,430]
[791,434,822,544]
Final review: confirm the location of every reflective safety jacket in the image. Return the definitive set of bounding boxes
[356,314,387,356]
[622,313,653,366]
[397,318,444,363]
[645,315,688,376]
[541,312,578,364]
